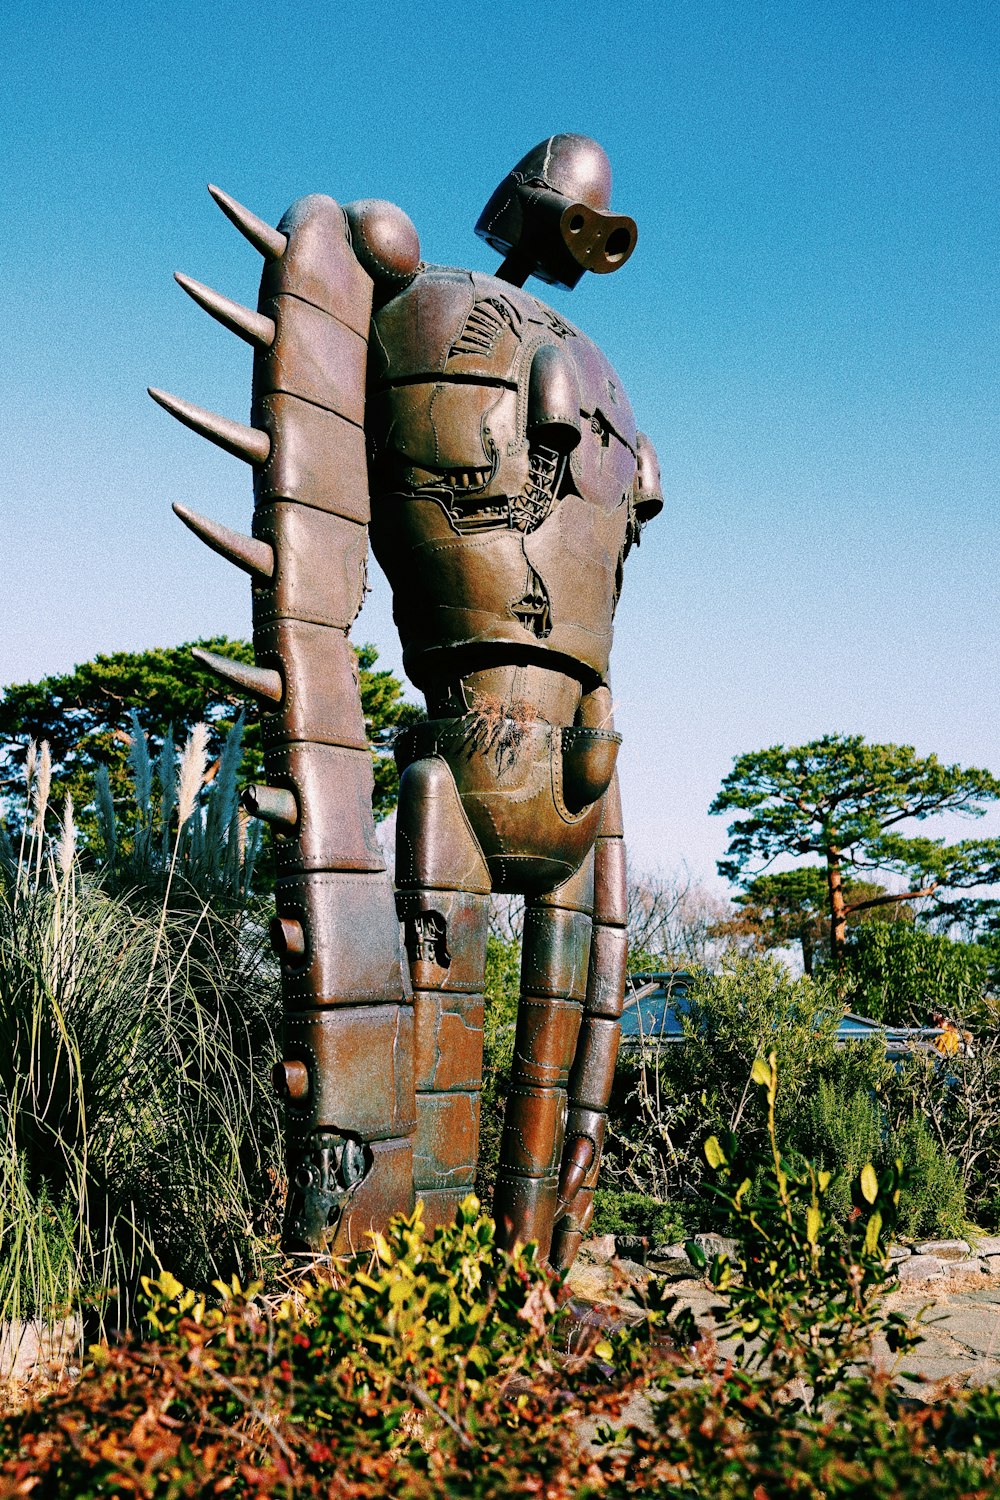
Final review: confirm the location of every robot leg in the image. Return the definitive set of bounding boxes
[395,755,492,1229]
[550,773,628,1270]
[493,854,594,1261]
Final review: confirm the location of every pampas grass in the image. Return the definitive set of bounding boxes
[0,731,281,1340]
[177,722,209,830]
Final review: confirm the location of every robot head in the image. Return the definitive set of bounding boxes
[475,134,637,291]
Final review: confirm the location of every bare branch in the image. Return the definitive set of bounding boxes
[843,885,937,916]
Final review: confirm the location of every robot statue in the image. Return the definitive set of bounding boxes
[150,134,663,1270]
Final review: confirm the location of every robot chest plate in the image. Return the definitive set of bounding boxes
[368,267,637,515]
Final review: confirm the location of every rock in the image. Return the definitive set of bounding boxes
[0,1318,80,1381]
[614,1257,650,1282]
[946,1257,987,1277]
[615,1234,649,1264]
[647,1243,695,1279]
[694,1233,737,1261]
[914,1239,972,1261]
[934,1304,1000,1357]
[888,1245,911,1261]
[973,1238,1000,1258]
[649,1242,690,1264]
[984,1255,1000,1277]
[897,1254,947,1283]
[580,1234,617,1265]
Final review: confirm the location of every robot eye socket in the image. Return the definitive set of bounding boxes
[604,227,633,263]
[567,213,586,234]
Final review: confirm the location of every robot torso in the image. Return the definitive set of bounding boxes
[367,267,643,691]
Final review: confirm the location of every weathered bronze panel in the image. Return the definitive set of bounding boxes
[412,990,484,1093]
[598,770,625,839]
[265,743,385,875]
[252,503,367,630]
[567,1016,621,1111]
[282,1004,415,1144]
[535,847,595,914]
[511,997,583,1088]
[254,394,371,519]
[418,1186,472,1231]
[255,621,369,750]
[499,1085,567,1176]
[260,194,373,333]
[584,923,629,1017]
[275,871,409,1006]
[330,1136,414,1254]
[593,834,628,927]
[396,889,490,993]
[521,907,592,1000]
[395,756,492,894]
[259,295,367,425]
[413,1090,480,1191]
[493,1172,560,1250]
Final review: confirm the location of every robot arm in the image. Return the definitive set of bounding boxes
[150,186,422,1252]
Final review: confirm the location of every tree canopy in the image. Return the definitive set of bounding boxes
[0,639,421,831]
[713,867,912,974]
[711,734,1000,962]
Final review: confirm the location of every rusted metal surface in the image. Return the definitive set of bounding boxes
[152,134,661,1264]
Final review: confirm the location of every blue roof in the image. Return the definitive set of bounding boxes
[622,973,944,1054]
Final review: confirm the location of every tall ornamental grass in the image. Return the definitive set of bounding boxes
[0,722,282,1333]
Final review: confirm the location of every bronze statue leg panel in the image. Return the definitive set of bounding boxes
[396,756,490,1229]
[494,854,594,1260]
[551,776,628,1270]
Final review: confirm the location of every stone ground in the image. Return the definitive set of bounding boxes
[567,1238,1000,1392]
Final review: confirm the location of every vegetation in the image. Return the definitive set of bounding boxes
[711,734,1000,962]
[605,955,973,1240]
[841,920,993,1026]
[5,658,1000,1491]
[0,725,282,1332]
[713,864,912,973]
[475,934,520,1209]
[6,1072,1000,1496]
[0,639,421,834]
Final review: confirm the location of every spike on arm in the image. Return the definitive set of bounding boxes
[207,183,287,260]
[148,387,271,466]
[191,647,283,707]
[174,272,275,349]
[171,502,274,580]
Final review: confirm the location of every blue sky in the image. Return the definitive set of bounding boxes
[3,0,999,884]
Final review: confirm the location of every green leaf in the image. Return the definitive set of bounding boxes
[704,1135,727,1169]
[864,1209,883,1256]
[751,1055,771,1087]
[806,1205,821,1247]
[860,1163,879,1205]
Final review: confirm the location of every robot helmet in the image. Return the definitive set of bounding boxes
[475,134,637,291]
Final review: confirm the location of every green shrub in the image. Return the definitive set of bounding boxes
[591,1189,687,1244]
[841,922,992,1026]
[795,1076,885,1223]
[475,933,520,1208]
[678,955,844,1150]
[680,1051,914,1408]
[887,1114,967,1240]
[6,1083,1000,1498]
[0,1200,597,1499]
